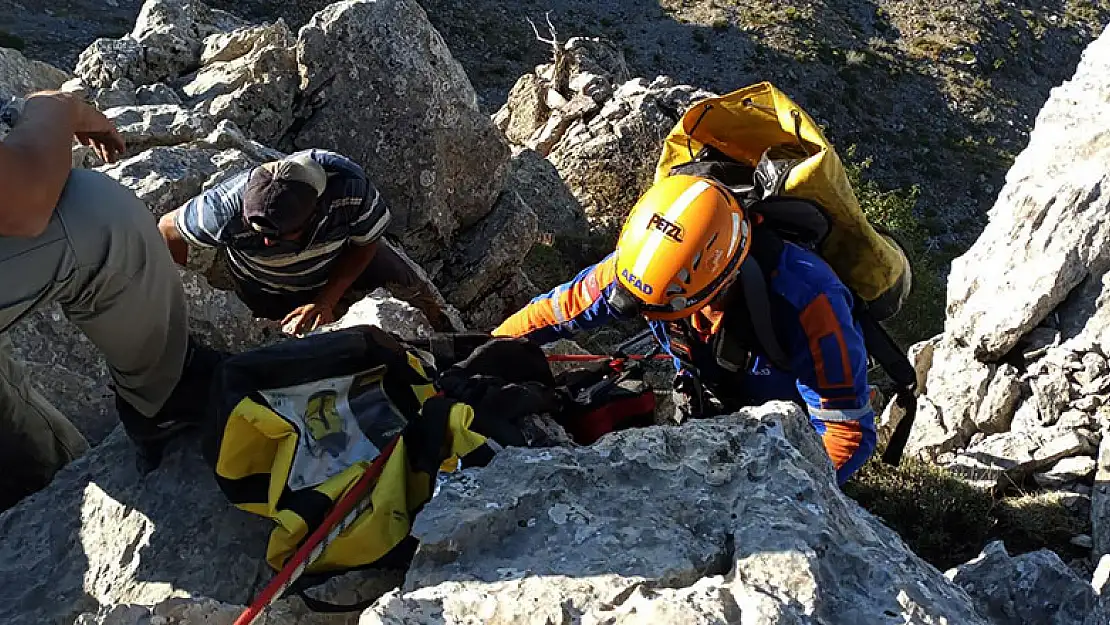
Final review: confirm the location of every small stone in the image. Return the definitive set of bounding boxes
[1071,534,1094,549]
[1034,455,1097,488]
[1075,395,1104,412]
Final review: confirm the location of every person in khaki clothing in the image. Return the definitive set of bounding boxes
[0,91,218,509]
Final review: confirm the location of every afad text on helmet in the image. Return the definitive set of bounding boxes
[621,268,655,295]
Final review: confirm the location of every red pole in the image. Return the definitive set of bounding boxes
[234,436,400,625]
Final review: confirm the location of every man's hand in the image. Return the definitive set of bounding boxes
[281,301,336,335]
[66,96,125,163]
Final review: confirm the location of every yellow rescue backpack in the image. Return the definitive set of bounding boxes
[655,81,912,321]
[202,326,493,579]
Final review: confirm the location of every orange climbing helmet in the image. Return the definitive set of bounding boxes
[613,174,752,320]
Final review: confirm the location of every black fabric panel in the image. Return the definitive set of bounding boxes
[280,487,336,543]
[213,473,275,506]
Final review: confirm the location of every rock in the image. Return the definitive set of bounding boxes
[1095,433,1110,559]
[75,38,145,89]
[184,19,298,144]
[1035,455,1098,488]
[97,146,220,216]
[1076,394,1105,412]
[105,105,217,155]
[546,77,714,235]
[193,119,286,164]
[1011,398,1043,432]
[1072,534,1095,549]
[903,395,971,461]
[323,288,434,339]
[293,0,510,264]
[493,74,549,146]
[0,428,271,624]
[907,341,992,458]
[946,541,1097,625]
[944,31,1110,360]
[507,148,588,237]
[367,403,991,624]
[200,20,287,65]
[76,0,244,89]
[909,336,939,395]
[135,82,183,106]
[460,269,537,332]
[0,46,70,101]
[438,189,539,317]
[1031,365,1074,427]
[1081,352,1110,385]
[946,426,1097,491]
[92,78,140,109]
[128,0,244,84]
[976,363,1022,434]
[563,36,631,86]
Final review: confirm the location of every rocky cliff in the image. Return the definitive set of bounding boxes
[895,20,1110,579]
[3,1,1110,624]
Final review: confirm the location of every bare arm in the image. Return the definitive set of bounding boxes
[316,241,379,309]
[0,91,124,237]
[158,210,189,266]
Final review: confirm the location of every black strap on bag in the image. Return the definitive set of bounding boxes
[851,298,919,465]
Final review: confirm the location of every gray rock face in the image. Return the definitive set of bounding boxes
[946,541,1098,625]
[508,147,588,237]
[545,77,712,235]
[366,403,990,624]
[0,46,70,100]
[909,30,1110,512]
[0,429,272,625]
[105,104,217,154]
[944,31,1110,360]
[439,189,538,315]
[292,0,511,264]
[185,20,298,144]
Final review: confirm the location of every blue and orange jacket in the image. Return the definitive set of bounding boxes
[493,242,876,484]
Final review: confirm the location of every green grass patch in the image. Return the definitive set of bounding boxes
[845,459,1090,571]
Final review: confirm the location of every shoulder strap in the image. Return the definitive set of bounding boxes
[851,298,918,466]
[715,228,791,373]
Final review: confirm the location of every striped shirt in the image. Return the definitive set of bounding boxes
[175,149,391,297]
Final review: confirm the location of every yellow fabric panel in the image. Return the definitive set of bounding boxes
[654,81,907,304]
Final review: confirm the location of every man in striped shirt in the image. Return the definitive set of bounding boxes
[158,149,453,333]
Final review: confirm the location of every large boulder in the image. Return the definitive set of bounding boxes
[0,46,70,100]
[292,0,511,264]
[76,0,245,89]
[943,26,1110,360]
[184,20,299,144]
[493,38,712,236]
[946,541,1100,625]
[365,403,992,624]
[908,28,1110,500]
